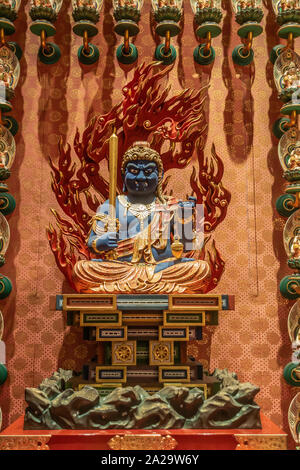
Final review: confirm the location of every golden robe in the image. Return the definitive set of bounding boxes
[72,197,211,294]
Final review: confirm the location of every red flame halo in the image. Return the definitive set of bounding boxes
[47,62,231,290]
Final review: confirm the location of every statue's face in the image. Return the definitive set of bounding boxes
[124,160,159,196]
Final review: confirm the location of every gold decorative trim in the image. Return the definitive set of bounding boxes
[159,326,189,341]
[161,383,207,399]
[234,434,288,450]
[62,294,117,312]
[78,383,122,391]
[163,310,205,326]
[168,294,222,312]
[159,366,190,383]
[96,326,127,341]
[288,392,300,444]
[149,340,174,365]
[112,341,136,365]
[80,311,122,327]
[122,311,163,325]
[0,435,50,450]
[91,237,106,255]
[141,386,161,393]
[108,434,178,450]
[205,311,218,325]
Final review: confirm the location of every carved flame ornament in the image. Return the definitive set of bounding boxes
[47,62,230,292]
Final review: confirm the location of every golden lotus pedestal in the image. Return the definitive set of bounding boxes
[0,414,287,450]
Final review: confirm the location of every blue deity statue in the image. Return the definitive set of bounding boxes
[72,142,210,293]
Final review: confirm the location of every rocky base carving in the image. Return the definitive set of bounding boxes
[24,368,261,430]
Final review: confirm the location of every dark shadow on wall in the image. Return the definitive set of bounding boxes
[37,0,71,157]
[233,61,255,155]
[221,0,252,164]
[191,42,225,379]
[86,0,117,121]
[177,10,185,88]
[1,0,27,428]
[192,29,214,154]
[264,0,296,449]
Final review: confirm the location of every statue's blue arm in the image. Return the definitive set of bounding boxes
[87,200,118,254]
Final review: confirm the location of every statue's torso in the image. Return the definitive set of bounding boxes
[76,196,211,292]
[91,195,176,264]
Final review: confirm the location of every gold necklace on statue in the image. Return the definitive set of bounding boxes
[119,195,156,231]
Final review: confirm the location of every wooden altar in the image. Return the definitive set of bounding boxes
[0,413,288,450]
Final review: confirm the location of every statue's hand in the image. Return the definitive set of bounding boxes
[96,232,118,252]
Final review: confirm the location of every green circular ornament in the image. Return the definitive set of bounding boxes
[0,363,7,385]
[116,43,138,65]
[288,258,300,270]
[38,42,61,65]
[270,44,285,65]
[276,193,297,217]
[272,117,290,139]
[154,6,181,24]
[155,43,176,65]
[196,23,221,38]
[155,21,180,38]
[30,20,56,37]
[283,362,300,386]
[114,19,139,37]
[286,182,300,193]
[193,44,215,65]
[0,18,15,35]
[73,20,98,38]
[7,41,22,61]
[232,44,254,66]
[237,22,263,38]
[0,192,15,215]
[278,23,300,39]
[280,273,300,299]
[78,43,99,65]
[0,275,12,299]
[3,116,18,136]
[281,103,300,116]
